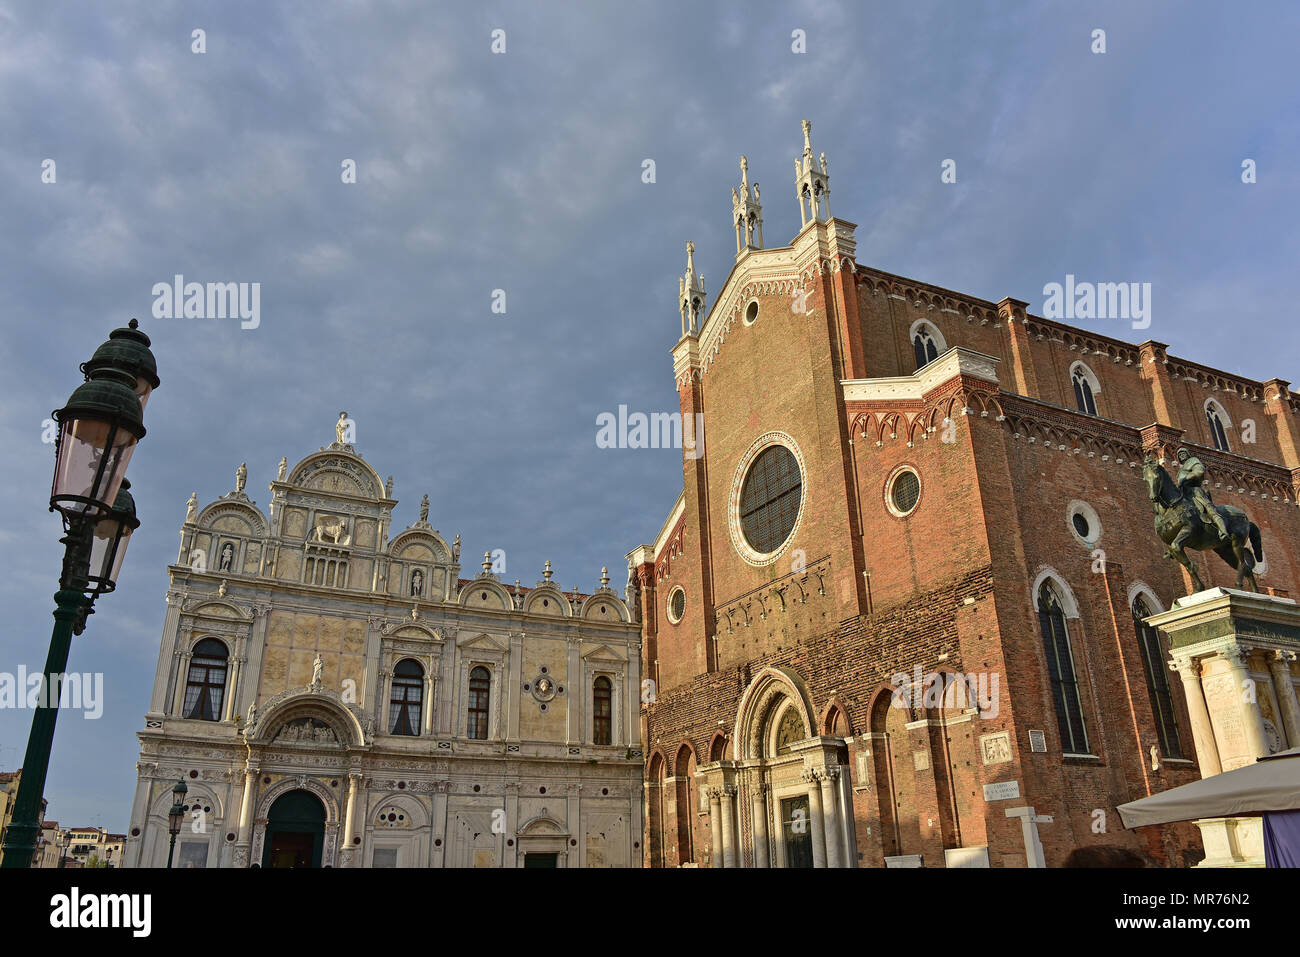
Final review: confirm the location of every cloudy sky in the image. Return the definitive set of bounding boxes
[0,1,1295,834]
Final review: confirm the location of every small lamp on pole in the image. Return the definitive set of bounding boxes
[167,779,188,869]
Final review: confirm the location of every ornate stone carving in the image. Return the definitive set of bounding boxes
[313,514,351,546]
[273,717,339,745]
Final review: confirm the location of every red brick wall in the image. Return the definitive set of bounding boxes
[638,229,1299,869]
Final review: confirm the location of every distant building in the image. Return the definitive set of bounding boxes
[0,770,48,868]
[35,821,62,868]
[125,429,642,867]
[58,826,124,867]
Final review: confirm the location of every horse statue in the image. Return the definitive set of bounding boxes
[1142,452,1262,593]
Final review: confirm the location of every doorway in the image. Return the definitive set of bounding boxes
[524,852,558,868]
[780,795,814,868]
[262,790,325,868]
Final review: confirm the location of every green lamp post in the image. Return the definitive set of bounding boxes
[0,320,157,869]
[166,779,187,868]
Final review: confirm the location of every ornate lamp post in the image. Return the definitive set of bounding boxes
[0,320,157,869]
[166,780,188,868]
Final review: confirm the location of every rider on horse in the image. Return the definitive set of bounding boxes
[1175,447,1229,539]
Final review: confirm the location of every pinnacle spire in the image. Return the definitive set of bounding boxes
[678,240,706,338]
[794,119,830,226]
[732,155,764,257]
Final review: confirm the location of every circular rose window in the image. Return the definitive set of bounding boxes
[886,467,921,517]
[728,434,807,566]
[667,586,685,624]
[739,446,802,553]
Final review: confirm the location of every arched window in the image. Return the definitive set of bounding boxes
[389,659,423,736]
[592,676,613,745]
[1206,402,1231,452]
[1072,365,1099,416]
[1132,596,1183,759]
[467,666,491,740]
[183,638,228,721]
[1036,580,1089,755]
[912,326,940,370]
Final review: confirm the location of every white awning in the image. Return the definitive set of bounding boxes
[1118,749,1300,829]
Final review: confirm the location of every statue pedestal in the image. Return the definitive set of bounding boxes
[1194,816,1263,868]
[1146,588,1300,868]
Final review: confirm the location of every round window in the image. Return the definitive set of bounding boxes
[739,445,803,554]
[744,300,759,326]
[667,586,685,624]
[887,468,921,516]
[1067,501,1101,546]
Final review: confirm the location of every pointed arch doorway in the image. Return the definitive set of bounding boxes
[262,790,326,868]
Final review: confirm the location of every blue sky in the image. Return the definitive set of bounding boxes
[0,0,1296,833]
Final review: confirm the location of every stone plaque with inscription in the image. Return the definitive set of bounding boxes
[983,780,1020,802]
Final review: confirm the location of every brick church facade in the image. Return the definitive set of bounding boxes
[628,121,1300,868]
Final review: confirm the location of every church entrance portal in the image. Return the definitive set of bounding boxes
[262,790,325,868]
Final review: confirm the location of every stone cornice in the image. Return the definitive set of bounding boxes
[842,347,1000,406]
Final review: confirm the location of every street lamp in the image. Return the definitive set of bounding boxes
[167,780,188,868]
[80,318,160,412]
[0,321,157,869]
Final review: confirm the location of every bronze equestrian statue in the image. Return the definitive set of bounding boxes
[1142,449,1262,593]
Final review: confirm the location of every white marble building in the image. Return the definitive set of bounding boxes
[123,422,643,867]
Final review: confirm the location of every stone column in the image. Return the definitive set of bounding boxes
[377,668,392,733]
[1171,656,1222,776]
[223,656,244,722]
[750,783,770,868]
[147,598,184,716]
[837,764,857,868]
[172,651,192,716]
[423,673,436,736]
[234,760,259,866]
[1268,651,1300,748]
[342,771,362,865]
[719,785,738,868]
[1222,648,1270,760]
[707,788,723,868]
[803,770,828,868]
[817,768,844,868]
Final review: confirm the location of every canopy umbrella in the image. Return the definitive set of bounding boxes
[1117,748,1300,867]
